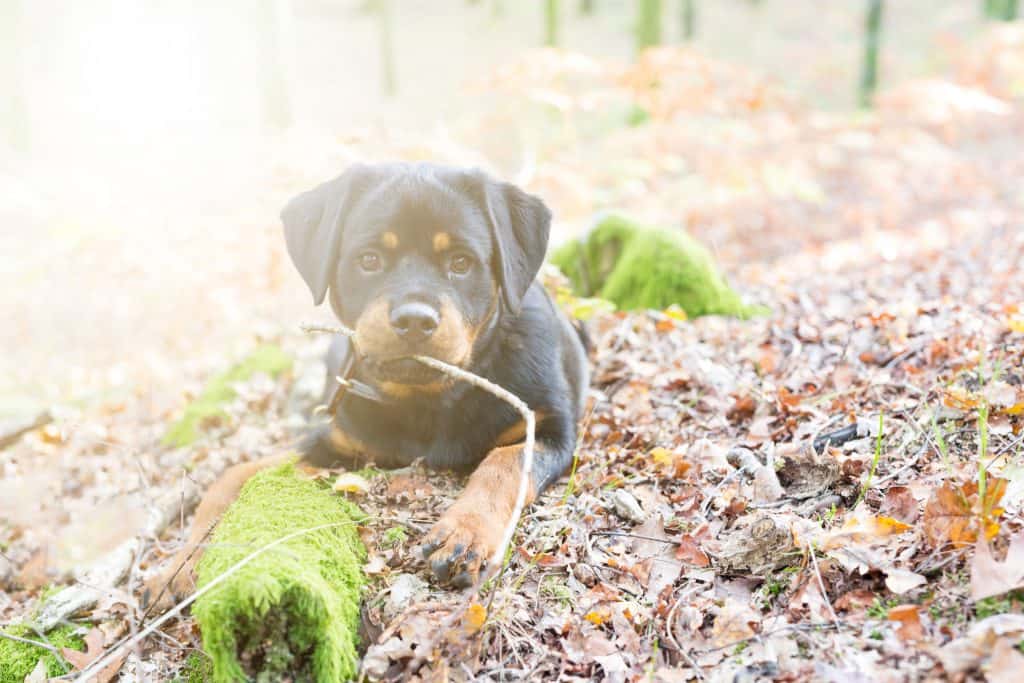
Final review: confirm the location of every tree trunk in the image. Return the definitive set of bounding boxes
[544,0,560,46]
[256,0,292,131]
[636,0,663,53]
[681,0,696,41]
[0,0,30,154]
[376,0,397,96]
[984,0,1018,19]
[859,0,884,109]
[580,0,596,15]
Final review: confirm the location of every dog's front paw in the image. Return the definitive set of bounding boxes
[420,506,500,588]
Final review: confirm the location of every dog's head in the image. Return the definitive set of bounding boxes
[281,163,551,391]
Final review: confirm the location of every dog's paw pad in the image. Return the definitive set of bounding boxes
[421,510,496,587]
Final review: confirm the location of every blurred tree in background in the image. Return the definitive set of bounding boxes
[860,0,884,108]
[375,0,397,96]
[681,0,696,41]
[545,0,561,46]
[255,0,291,130]
[984,0,1019,20]
[636,0,662,52]
[0,0,29,154]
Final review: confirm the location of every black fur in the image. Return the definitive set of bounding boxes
[281,162,588,499]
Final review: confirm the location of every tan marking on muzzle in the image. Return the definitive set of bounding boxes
[353,296,473,373]
[432,232,451,253]
[381,231,399,249]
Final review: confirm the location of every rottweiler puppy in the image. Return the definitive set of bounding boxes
[144,163,588,604]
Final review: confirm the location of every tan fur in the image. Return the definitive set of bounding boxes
[494,411,547,447]
[432,232,451,253]
[353,296,472,368]
[420,444,538,583]
[380,231,399,249]
[142,452,296,610]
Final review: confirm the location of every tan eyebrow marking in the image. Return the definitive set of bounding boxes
[432,232,451,253]
[380,231,399,249]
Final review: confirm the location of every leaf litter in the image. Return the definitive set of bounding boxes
[2,27,1024,683]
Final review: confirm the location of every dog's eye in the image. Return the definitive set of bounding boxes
[448,253,472,276]
[357,251,382,273]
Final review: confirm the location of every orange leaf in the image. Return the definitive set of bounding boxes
[674,535,710,567]
[922,478,1007,548]
[584,608,610,626]
[887,604,924,642]
[463,603,488,633]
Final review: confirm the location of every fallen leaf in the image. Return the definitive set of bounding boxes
[885,568,928,595]
[463,603,488,634]
[971,532,1024,601]
[986,636,1024,683]
[887,604,924,642]
[821,506,911,550]
[834,589,877,613]
[61,626,127,683]
[584,608,610,626]
[333,472,371,495]
[674,535,710,567]
[710,600,758,647]
[24,658,48,683]
[879,486,919,524]
[923,478,1006,548]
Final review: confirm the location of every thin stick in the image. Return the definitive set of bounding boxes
[0,630,62,657]
[72,521,356,683]
[807,542,841,628]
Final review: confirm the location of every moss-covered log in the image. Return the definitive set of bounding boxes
[162,344,292,448]
[549,214,764,318]
[192,464,366,682]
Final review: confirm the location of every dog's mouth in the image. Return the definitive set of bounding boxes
[362,356,445,385]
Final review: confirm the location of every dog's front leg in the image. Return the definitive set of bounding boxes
[420,429,574,588]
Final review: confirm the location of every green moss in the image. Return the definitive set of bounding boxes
[0,623,84,680]
[174,652,214,683]
[163,345,293,448]
[549,215,766,318]
[192,464,367,682]
[381,526,407,548]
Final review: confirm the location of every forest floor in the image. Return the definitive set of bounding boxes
[3,26,1024,683]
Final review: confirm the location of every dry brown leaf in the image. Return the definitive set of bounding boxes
[970,532,1024,601]
[879,485,919,524]
[821,506,911,550]
[710,600,757,647]
[674,535,710,567]
[887,604,924,643]
[986,637,1024,683]
[922,478,1006,548]
[61,626,127,683]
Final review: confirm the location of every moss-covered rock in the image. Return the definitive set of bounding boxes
[192,464,367,682]
[163,344,293,448]
[549,214,764,318]
[0,623,84,681]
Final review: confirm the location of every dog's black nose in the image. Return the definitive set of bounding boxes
[389,302,440,341]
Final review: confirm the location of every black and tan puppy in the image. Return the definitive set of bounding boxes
[145,163,587,603]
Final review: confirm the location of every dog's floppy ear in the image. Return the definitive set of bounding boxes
[280,164,377,305]
[476,175,552,315]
